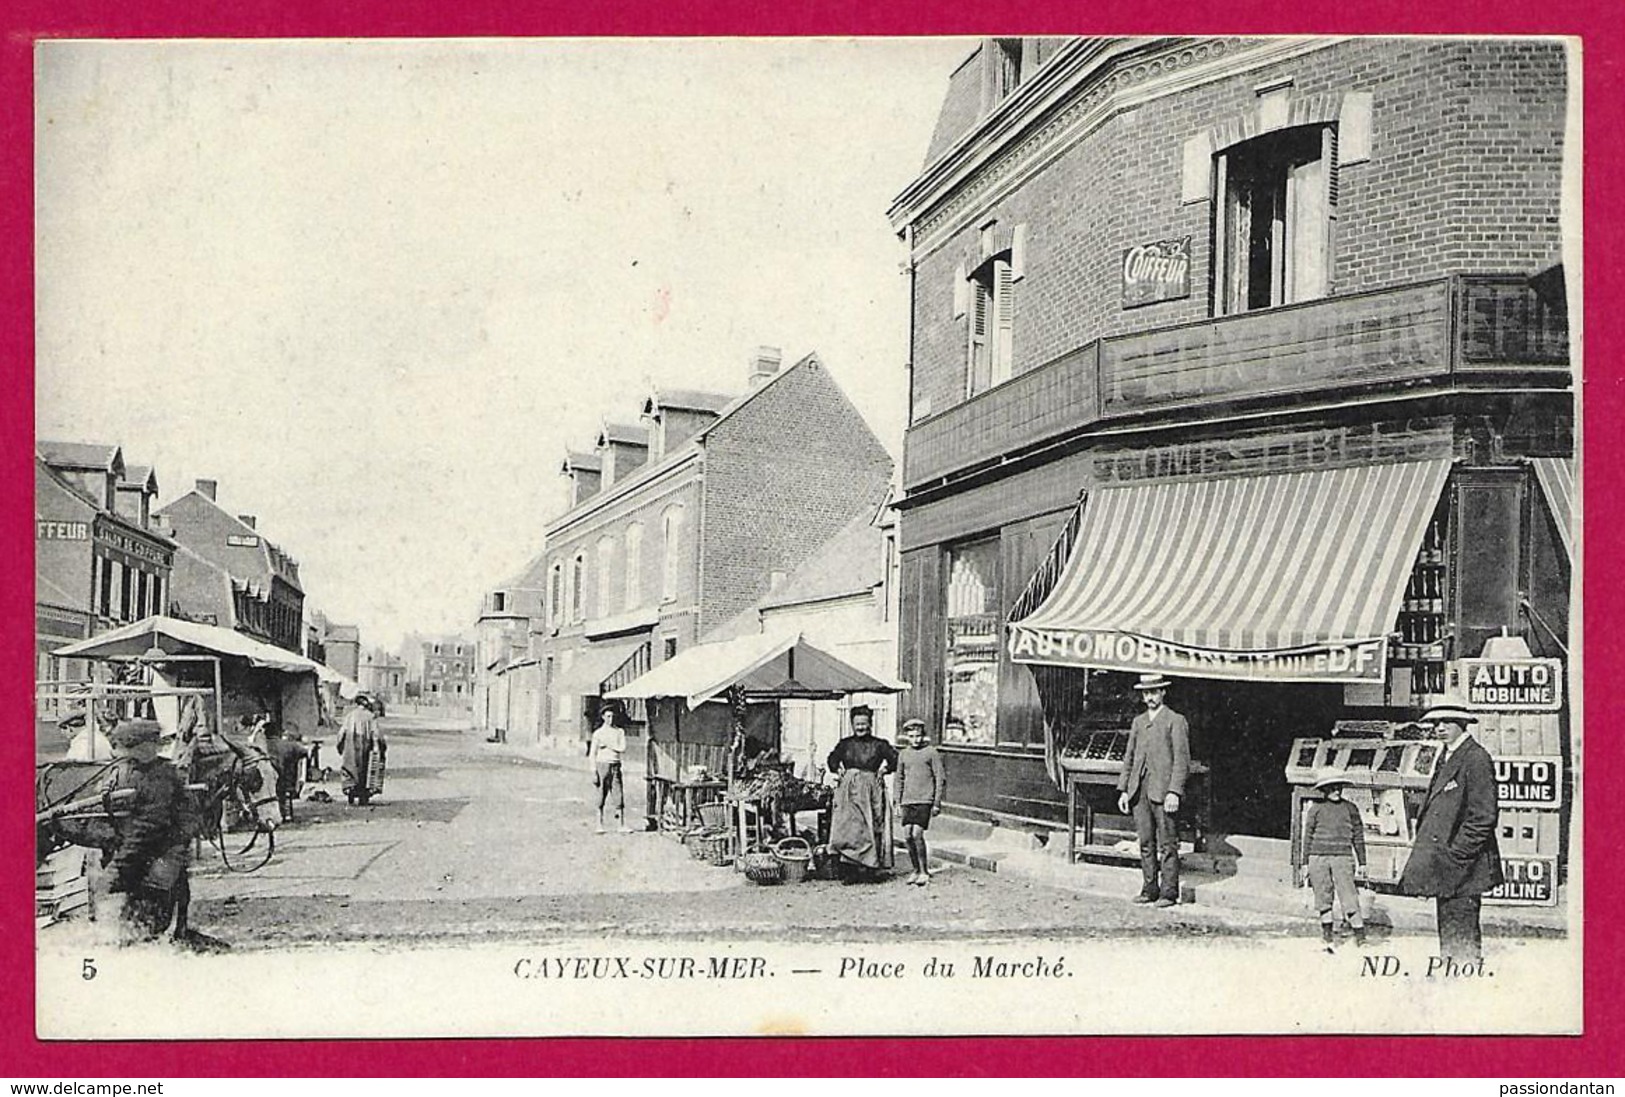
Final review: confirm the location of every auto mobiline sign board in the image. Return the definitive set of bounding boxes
[1486,856,1559,906]
[1495,756,1563,809]
[1461,657,1563,711]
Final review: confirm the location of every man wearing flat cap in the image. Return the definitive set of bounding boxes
[1399,699,1503,962]
[106,719,197,944]
[1117,673,1191,907]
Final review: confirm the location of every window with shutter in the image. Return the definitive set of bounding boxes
[1214,124,1334,315]
[965,253,1015,397]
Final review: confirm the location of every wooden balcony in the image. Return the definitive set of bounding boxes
[903,273,1569,491]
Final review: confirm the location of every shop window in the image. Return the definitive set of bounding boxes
[624,522,644,609]
[966,254,1015,397]
[943,539,1001,747]
[1214,125,1335,315]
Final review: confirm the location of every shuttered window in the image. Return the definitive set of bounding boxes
[1215,125,1336,315]
[966,254,1015,397]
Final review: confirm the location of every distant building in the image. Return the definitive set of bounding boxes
[535,346,894,744]
[359,647,407,706]
[157,479,305,652]
[472,555,547,742]
[35,442,174,712]
[325,623,361,682]
[407,634,476,707]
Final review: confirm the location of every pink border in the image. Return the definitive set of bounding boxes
[4,1,1620,1076]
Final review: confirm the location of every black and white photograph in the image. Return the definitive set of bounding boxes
[31,34,1581,1039]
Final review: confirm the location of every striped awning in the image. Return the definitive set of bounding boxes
[1531,457,1575,561]
[1008,459,1451,682]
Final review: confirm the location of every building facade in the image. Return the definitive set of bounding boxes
[472,556,547,742]
[35,443,174,711]
[406,634,476,706]
[359,648,408,706]
[535,347,895,745]
[324,624,362,682]
[157,479,306,652]
[889,38,1573,857]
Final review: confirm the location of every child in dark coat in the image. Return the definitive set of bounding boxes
[1303,774,1368,947]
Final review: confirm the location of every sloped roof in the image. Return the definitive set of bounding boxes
[692,352,817,443]
[561,451,603,473]
[607,630,904,707]
[38,441,120,471]
[644,388,734,416]
[119,464,158,491]
[597,421,649,447]
[758,509,886,611]
[56,615,348,685]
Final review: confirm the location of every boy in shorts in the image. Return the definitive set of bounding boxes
[894,718,946,886]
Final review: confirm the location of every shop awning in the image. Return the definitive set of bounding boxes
[552,637,649,698]
[1531,457,1575,561]
[1008,459,1451,682]
[606,630,906,708]
[55,615,339,680]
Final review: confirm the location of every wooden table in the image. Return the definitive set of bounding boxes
[1065,766,1211,864]
[647,775,727,833]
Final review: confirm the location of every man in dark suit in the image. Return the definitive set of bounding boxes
[1117,673,1191,907]
[1399,700,1503,961]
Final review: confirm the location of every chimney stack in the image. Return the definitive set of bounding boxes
[238,515,257,529]
[195,478,218,501]
[748,345,783,390]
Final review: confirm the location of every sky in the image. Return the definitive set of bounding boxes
[34,37,970,652]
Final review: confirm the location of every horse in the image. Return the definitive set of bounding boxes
[35,733,282,944]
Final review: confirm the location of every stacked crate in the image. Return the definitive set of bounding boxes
[35,846,91,927]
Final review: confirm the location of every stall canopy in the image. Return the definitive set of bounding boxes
[55,614,352,687]
[1531,457,1575,561]
[1008,458,1452,683]
[606,631,906,709]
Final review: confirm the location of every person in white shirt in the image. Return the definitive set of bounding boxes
[588,706,632,834]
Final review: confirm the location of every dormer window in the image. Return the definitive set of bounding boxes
[982,38,1027,113]
[493,592,506,613]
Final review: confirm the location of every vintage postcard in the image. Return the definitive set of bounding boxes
[31,34,1582,1039]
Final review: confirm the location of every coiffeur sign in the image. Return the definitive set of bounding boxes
[1006,625,1388,683]
[1121,236,1191,308]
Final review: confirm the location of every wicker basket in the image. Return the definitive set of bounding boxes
[740,848,784,885]
[687,828,733,867]
[773,836,813,884]
[696,802,730,831]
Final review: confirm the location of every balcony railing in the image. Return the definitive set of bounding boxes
[903,273,1569,491]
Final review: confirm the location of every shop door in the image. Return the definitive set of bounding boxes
[1198,680,1344,839]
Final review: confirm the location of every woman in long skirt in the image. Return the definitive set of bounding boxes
[337,694,386,806]
[825,706,898,880]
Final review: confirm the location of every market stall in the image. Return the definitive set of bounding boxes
[606,631,907,877]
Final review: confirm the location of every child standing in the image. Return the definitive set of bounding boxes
[894,718,946,886]
[1303,773,1369,947]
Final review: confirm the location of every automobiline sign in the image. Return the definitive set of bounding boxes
[1007,625,1388,682]
[1462,657,1562,711]
[1486,856,1558,906]
[1495,757,1562,808]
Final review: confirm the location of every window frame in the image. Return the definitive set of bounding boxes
[660,504,685,604]
[965,253,1015,398]
[1213,123,1337,317]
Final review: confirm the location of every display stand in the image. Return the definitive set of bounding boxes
[1064,766,1210,864]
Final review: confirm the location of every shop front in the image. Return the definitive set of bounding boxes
[899,407,1574,899]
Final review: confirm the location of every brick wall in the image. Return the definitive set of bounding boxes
[699,359,895,637]
[908,38,1568,422]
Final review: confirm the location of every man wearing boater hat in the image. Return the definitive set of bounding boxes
[1117,673,1191,907]
[1398,698,1503,962]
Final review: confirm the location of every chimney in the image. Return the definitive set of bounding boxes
[238,515,257,529]
[195,478,218,501]
[747,345,782,390]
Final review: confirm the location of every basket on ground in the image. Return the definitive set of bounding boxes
[772,836,813,884]
[696,802,730,831]
[686,828,733,867]
[740,847,784,885]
